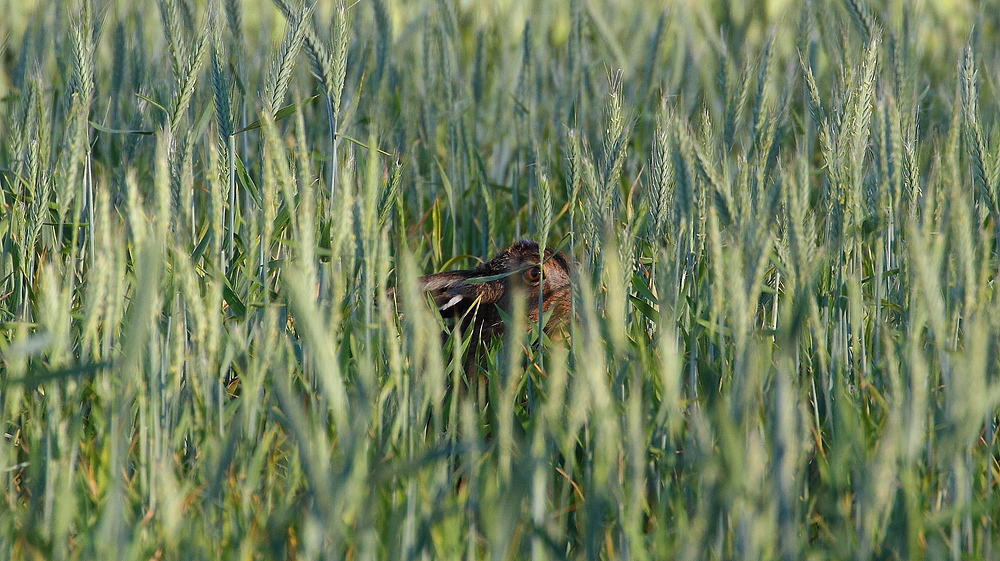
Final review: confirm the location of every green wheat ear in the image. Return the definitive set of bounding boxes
[2,0,1000,557]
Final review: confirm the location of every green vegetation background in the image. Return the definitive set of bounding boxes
[1,0,999,558]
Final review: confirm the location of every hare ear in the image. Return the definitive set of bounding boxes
[417,271,468,293]
[437,293,466,311]
[418,272,480,317]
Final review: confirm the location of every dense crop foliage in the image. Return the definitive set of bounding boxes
[1,0,999,558]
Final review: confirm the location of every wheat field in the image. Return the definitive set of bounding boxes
[0,0,998,558]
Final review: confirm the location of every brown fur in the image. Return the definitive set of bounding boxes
[416,240,572,342]
[409,240,571,410]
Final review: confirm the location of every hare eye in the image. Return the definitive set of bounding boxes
[524,266,541,283]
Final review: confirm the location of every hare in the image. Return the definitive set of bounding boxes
[415,240,571,341]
